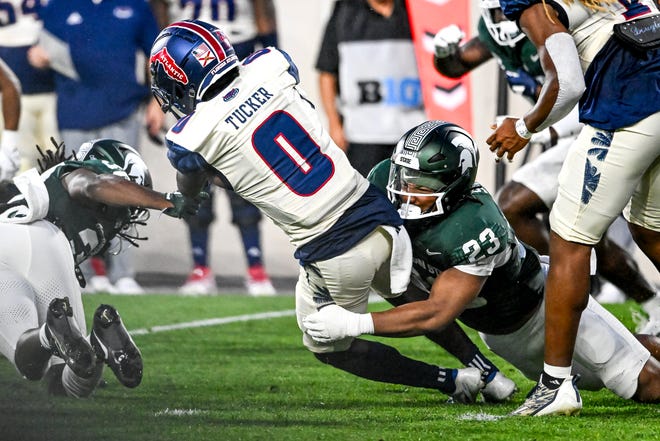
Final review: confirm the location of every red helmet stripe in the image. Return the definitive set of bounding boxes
[169,21,227,60]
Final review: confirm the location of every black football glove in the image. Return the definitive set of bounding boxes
[162,191,210,219]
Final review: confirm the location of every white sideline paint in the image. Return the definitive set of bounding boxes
[155,408,208,417]
[128,293,386,336]
[129,310,296,336]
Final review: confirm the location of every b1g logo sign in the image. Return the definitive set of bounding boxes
[357,77,422,107]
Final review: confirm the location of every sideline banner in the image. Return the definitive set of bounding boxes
[406,0,473,133]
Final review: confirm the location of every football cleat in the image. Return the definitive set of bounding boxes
[90,304,143,388]
[482,371,517,403]
[180,265,217,295]
[450,367,485,404]
[45,297,97,378]
[510,375,582,416]
[246,265,276,296]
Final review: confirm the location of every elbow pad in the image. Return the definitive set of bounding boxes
[535,33,585,132]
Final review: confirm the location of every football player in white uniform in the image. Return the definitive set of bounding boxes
[149,19,517,404]
[149,0,279,296]
[0,139,204,397]
[487,0,660,415]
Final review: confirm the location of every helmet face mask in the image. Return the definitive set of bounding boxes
[386,121,479,220]
[480,0,525,47]
[149,20,239,117]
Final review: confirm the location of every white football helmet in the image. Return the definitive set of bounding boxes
[480,0,525,47]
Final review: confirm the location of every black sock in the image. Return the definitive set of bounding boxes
[315,338,457,393]
[467,352,498,383]
[540,371,564,390]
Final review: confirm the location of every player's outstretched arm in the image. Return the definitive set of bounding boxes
[62,168,206,217]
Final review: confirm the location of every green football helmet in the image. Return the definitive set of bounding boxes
[78,139,152,189]
[387,120,479,219]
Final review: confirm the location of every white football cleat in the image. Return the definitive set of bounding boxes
[510,375,582,416]
[482,371,517,403]
[113,277,145,295]
[450,367,484,404]
[84,275,116,294]
[179,266,217,296]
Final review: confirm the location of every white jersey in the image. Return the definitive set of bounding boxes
[166,48,370,249]
[551,0,659,71]
[167,0,257,44]
[0,0,44,47]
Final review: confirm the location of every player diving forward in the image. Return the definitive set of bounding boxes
[0,139,205,396]
[303,121,660,414]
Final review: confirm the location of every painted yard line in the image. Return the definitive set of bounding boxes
[129,309,296,335]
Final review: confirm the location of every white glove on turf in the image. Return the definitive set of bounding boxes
[433,24,465,58]
[302,304,374,343]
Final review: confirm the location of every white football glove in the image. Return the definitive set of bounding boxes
[433,24,465,58]
[302,304,374,343]
[0,130,20,181]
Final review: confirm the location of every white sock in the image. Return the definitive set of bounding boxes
[543,363,572,379]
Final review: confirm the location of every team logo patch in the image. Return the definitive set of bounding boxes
[151,47,188,84]
[223,88,239,102]
[192,43,216,67]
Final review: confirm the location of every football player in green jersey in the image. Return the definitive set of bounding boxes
[432,0,660,335]
[0,138,206,397]
[303,121,660,410]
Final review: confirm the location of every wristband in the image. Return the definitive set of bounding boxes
[1,130,19,150]
[358,313,375,335]
[515,118,532,140]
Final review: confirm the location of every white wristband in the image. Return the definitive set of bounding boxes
[358,313,375,335]
[515,118,532,140]
[1,130,19,150]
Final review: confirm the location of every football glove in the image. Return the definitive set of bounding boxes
[433,24,465,58]
[162,191,209,219]
[505,68,541,101]
[302,304,374,343]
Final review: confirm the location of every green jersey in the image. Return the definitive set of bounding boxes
[42,159,133,265]
[477,17,543,79]
[368,160,544,334]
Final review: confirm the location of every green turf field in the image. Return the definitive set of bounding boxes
[0,294,657,441]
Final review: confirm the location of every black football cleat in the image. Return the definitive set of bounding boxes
[90,304,143,388]
[45,297,97,378]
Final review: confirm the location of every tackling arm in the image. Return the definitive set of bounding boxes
[303,268,487,342]
[371,268,487,336]
[63,168,206,219]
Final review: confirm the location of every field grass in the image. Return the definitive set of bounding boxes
[0,294,657,441]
